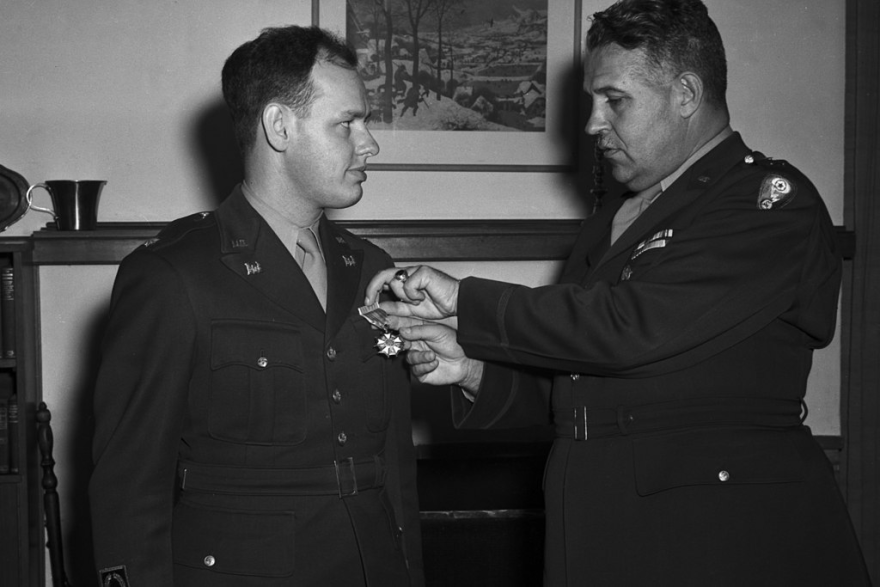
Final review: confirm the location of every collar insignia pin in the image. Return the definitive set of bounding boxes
[244,261,261,275]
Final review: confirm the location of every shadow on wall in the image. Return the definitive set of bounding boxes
[57,303,103,583]
[56,97,242,583]
[190,96,244,208]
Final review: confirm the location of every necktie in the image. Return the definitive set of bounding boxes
[297,228,327,310]
[610,185,662,245]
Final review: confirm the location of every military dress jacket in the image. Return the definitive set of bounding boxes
[451,133,870,586]
[89,187,424,586]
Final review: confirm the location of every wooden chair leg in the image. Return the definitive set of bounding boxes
[36,401,73,587]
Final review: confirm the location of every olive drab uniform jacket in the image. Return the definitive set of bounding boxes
[89,187,424,586]
[451,133,870,586]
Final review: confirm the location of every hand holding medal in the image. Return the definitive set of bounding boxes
[363,265,460,322]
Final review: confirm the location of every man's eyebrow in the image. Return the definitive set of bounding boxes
[590,84,625,95]
[340,108,368,119]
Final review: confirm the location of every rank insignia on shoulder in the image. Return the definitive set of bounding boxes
[758,174,797,210]
[99,565,130,587]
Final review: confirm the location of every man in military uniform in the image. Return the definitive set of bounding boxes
[89,26,424,586]
[365,0,870,585]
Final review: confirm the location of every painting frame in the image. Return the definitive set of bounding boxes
[312,0,586,172]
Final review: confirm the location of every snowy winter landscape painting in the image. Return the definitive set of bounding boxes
[315,0,584,169]
[347,0,549,132]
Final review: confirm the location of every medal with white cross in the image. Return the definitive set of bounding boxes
[358,303,403,357]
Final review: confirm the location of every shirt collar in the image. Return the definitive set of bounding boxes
[241,181,324,260]
[659,126,734,194]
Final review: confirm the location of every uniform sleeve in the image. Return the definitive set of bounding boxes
[376,254,425,586]
[451,361,553,430]
[89,250,196,583]
[457,172,841,378]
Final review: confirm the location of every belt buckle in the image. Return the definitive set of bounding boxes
[334,457,358,498]
[573,406,587,441]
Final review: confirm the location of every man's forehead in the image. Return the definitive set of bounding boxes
[310,62,368,112]
[584,44,650,89]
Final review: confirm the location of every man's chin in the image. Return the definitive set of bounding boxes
[326,189,364,210]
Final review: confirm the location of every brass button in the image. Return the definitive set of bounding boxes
[718,470,730,482]
[257,356,268,368]
[570,373,580,381]
[337,432,347,446]
[327,347,337,360]
[744,155,754,164]
[204,555,216,567]
[332,389,342,403]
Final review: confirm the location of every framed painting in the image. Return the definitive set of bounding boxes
[312,0,588,172]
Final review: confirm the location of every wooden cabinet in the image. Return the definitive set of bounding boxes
[0,239,42,586]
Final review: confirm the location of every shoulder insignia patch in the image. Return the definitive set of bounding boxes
[758,174,797,210]
[99,565,130,586]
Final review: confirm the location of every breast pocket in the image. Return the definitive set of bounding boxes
[352,316,392,432]
[209,320,307,445]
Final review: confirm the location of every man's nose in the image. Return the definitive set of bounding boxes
[360,128,379,158]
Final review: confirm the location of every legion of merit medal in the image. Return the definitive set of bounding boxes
[358,303,403,357]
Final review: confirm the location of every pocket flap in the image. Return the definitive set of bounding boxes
[211,320,303,371]
[173,501,295,576]
[632,428,805,496]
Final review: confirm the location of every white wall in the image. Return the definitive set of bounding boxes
[0,0,845,583]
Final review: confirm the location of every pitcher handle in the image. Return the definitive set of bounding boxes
[25,183,59,221]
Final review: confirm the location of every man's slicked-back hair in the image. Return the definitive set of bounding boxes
[221,25,358,153]
[587,0,727,109]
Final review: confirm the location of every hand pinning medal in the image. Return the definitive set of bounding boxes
[358,297,404,358]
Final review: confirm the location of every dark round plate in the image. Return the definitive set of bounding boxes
[0,163,29,232]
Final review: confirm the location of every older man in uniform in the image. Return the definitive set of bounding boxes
[89,26,423,586]
[366,0,870,585]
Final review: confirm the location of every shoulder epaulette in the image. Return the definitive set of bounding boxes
[141,211,215,250]
[742,152,798,210]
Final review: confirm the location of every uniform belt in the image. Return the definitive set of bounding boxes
[177,456,385,498]
[555,398,806,441]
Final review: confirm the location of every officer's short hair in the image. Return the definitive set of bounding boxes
[587,0,728,109]
[222,25,358,153]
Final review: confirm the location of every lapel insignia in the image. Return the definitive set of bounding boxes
[342,255,356,267]
[198,212,211,220]
[142,238,158,248]
[758,174,797,210]
[631,229,674,260]
[231,238,248,248]
[620,265,633,281]
[335,236,346,244]
[244,261,262,275]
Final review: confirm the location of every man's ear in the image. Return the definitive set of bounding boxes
[261,103,292,152]
[676,72,704,119]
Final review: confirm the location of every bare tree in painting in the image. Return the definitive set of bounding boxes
[400,0,434,93]
[367,0,396,122]
[428,0,464,100]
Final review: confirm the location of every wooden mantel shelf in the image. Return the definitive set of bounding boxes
[26,221,855,266]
